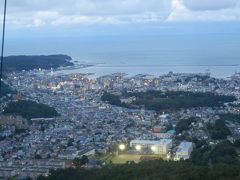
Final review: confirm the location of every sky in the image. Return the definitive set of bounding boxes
[0,0,240,49]
[1,0,240,74]
[1,0,240,29]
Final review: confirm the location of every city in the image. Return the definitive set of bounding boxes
[1,0,240,179]
[1,67,240,179]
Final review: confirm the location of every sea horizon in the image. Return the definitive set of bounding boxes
[5,31,240,79]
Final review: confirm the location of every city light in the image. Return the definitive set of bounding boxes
[151,146,156,151]
[119,144,126,150]
[135,145,141,151]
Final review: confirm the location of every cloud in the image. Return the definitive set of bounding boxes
[32,19,45,27]
[1,0,172,27]
[181,0,239,11]
[1,0,240,28]
[51,16,124,25]
[167,0,240,22]
[6,0,171,16]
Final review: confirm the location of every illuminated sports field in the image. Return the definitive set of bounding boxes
[105,154,167,164]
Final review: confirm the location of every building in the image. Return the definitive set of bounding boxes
[153,133,173,139]
[0,115,27,128]
[174,141,194,160]
[120,96,136,104]
[79,149,96,158]
[153,126,166,133]
[130,139,172,155]
[0,159,66,179]
[234,107,240,112]
[30,118,56,124]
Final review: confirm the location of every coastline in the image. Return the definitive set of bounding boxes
[53,62,240,80]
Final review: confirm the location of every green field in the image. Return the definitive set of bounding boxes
[103,154,167,164]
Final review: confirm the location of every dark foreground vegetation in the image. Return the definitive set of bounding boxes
[101,91,236,112]
[0,82,16,98]
[37,162,240,180]
[175,115,233,140]
[36,140,240,180]
[219,113,240,123]
[3,55,73,71]
[191,140,239,166]
[207,119,231,140]
[3,100,59,119]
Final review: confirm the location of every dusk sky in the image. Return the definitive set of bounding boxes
[1,0,240,60]
[1,0,240,38]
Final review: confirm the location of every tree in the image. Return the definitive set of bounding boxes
[175,117,197,134]
[4,55,73,71]
[101,92,122,106]
[73,155,89,168]
[37,160,240,180]
[3,100,59,120]
[35,154,42,159]
[234,139,240,147]
[210,141,238,165]
[67,138,74,147]
[207,119,231,140]
[102,90,236,112]
[0,82,16,98]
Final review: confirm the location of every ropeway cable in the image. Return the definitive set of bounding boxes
[0,0,7,96]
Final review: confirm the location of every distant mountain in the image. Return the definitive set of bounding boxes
[3,54,74,71]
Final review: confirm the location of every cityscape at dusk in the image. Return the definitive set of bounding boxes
[1,0,240,180]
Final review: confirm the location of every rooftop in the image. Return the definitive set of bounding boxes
[130,139,172,146]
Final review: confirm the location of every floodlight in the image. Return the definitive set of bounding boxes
[151,146,156,151]
[119,144,126,150]
[135,145,141,151]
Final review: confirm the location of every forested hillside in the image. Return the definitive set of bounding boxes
[3,55,73,71]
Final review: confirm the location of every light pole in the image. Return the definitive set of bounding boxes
[0,0,7,96]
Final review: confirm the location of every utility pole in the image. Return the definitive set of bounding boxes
[0,0,7,96]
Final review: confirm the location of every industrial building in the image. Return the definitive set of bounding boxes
[174,141,194,160]
[130,139,172,155]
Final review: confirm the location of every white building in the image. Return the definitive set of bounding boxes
[120,96,136,104]
[174,141,194,160]
[130,139,172,155]
[80,149,96,157]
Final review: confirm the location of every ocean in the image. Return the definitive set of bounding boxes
[5,33,240,79]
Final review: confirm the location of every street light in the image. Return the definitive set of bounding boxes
[167,152,171,159]
[135,145,141,151]
[119,144,126,151]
